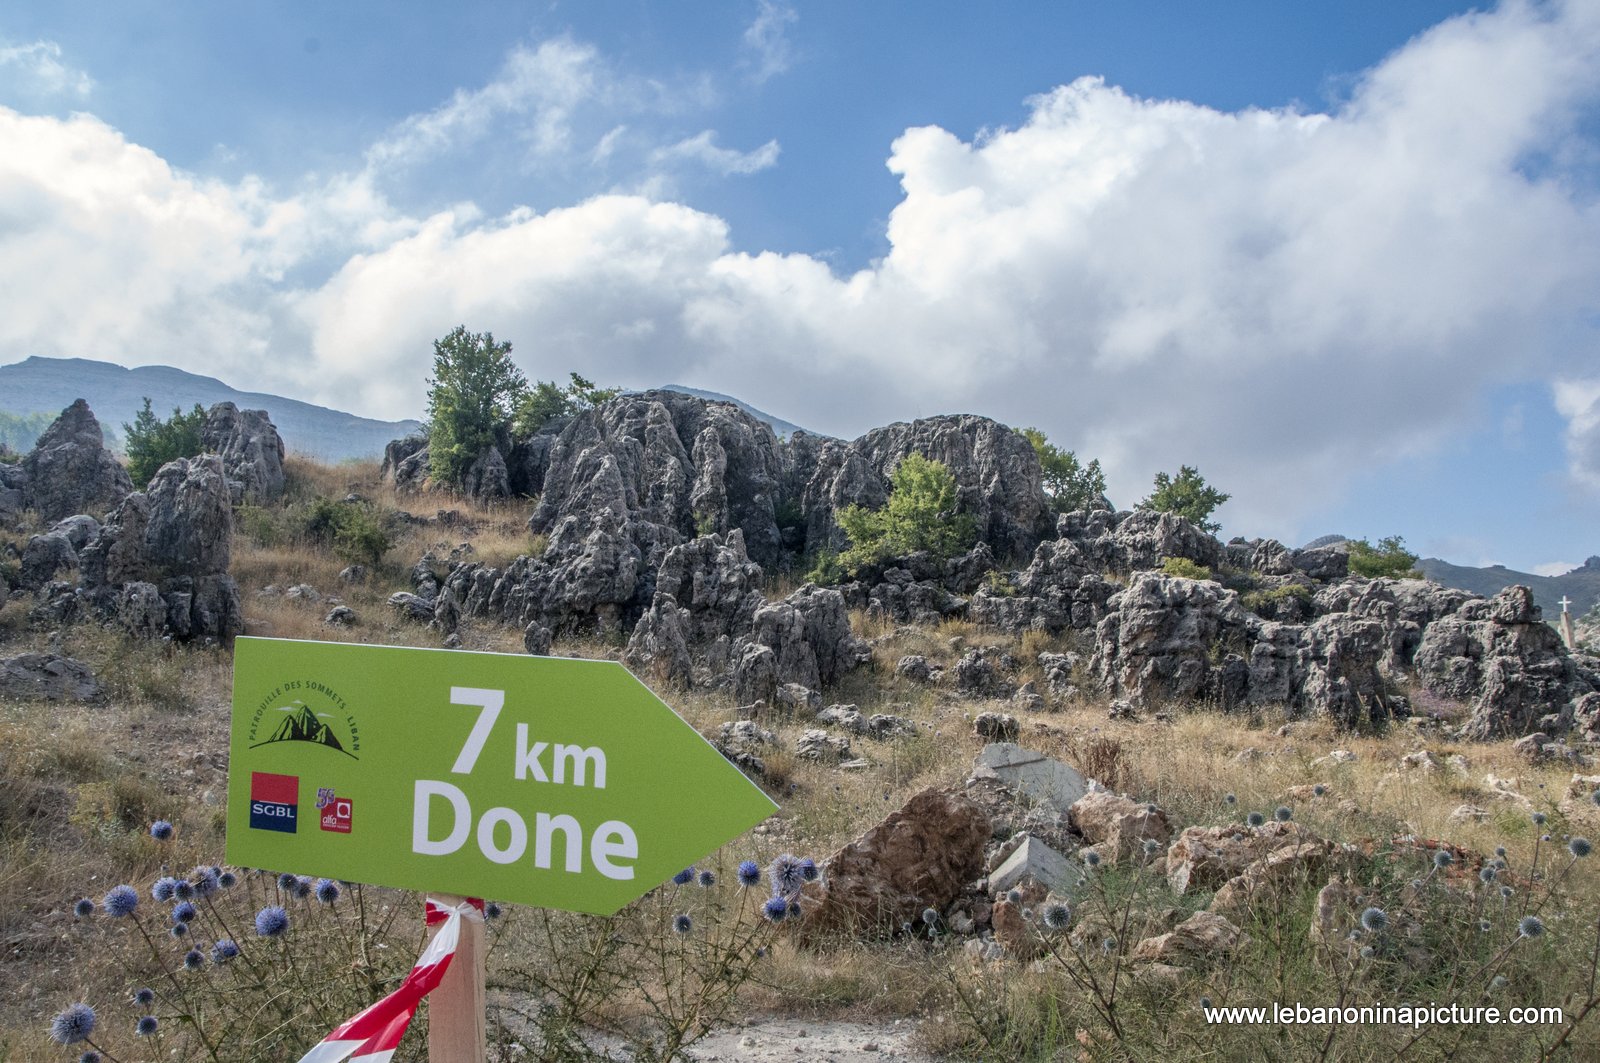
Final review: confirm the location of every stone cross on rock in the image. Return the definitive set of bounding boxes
[1558,596,1576,652]
[1560,596,1573,614]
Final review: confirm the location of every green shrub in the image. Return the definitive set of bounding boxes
[983,569,1018,596]
[511,371,621,437]
[122,398,206,487]
[1139,464,1229,534]
[1159,556,1213,580]
[836,454,976,574]
[1240,584,1313,613]
[1021,427,1107,513]
[1347,535,1421,579]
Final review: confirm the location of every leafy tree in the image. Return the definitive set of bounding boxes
[1346,535,1421,579]
[511,372,622,437]
[1021,427,1107,513]
[123,398,206,487]
[1139,464,1230,534]
[426,326,529,487]
[835,454,976,574]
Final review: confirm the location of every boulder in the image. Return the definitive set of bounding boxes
[972,712,1019,742]
[1130,911,1248,966]
[969,743,1090,813]
[200,402,285,502]
[0,653,100,701]
[806,788,991,935]
[1207,842,1346,917]
[1165,821,1320,895]
[987,835,1085,898]
[18,530,79,592]
[1091,573,1251,707]
[1069,791,1171,864]
[20,400,133,521]
[795,728,852,762]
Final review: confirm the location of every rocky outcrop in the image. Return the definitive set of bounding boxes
[806,788,991,935]
[382,435,430,490]
[625,531,767,683]
[0,653,100,702]
[1091,574,1253,706]
[19,400,132,521]
[1413,586,1600,739]
[74,455,242,641]
[799,415,1052,561]
[200,402,285,503]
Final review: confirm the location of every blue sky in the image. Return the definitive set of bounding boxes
[3,1,1599,573]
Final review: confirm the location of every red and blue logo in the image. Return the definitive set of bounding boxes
[249,772,299,833]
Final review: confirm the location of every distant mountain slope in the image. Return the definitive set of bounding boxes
[0,356,422,461]
[1417,556,1600,620]
[652,384,817,439]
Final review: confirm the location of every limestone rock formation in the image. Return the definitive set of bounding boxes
[19,400,132,521]
[0,653,101,701]
[201,402,286,503]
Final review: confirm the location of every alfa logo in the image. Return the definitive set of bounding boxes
[246,679,361,760]
[249,772,299,833]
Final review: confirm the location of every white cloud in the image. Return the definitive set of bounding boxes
[0,38,92,101]
[1533,560,1578,577]
[650,130,780,175]
[1,1,1599,551]
[742,0,797,83]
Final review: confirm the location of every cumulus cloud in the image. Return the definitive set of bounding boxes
[2,2,1600,546]
[0,38,92,102]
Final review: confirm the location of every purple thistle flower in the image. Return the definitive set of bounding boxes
[799,858,820,882]
[762,896,789,922]
[1360,907,1388,933]
[277,872,298,892]
[217,871,237,889]
[73,897,95,918]
[151,877,178,902]
[484,901,502,920]
[102,884,138,918]
[50,1003,96,1044]
[673,913,693,934]
[172,901,197,924]
[1570,837,1592,859]
[211,939,239,963]
[1520,915,1546,938]
[697,870,716,887]
[149,820,174,841]
[172,879,194,901]
[170,923,188,939]
[190,866,220,897]
[737,860,761,887]
[255,905,289,937]
[182,949,205,971]
[672,868,695,886]
[292,876,312,900]
[137,1015,159,1036]
[133,987,155,1008]
[80,1052,101,1063]
[769,854,806,899]
[314,878,340,904]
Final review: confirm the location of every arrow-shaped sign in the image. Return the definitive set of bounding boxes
[225,637,776,914]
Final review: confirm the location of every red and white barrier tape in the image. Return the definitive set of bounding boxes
[296,897,485,1063]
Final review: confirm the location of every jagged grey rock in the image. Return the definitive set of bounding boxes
[988,836,1086,898]
[0,652,101,701]
[461,445,510,501]
[20,400,132,521]
[388,592,434,622]
[969,743,1090,813]
[796,728,852,762]
[201,402,285,503]
[19,530,79,592]
[523,621,553,657]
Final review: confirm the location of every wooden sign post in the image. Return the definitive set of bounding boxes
[427,894,486,1063]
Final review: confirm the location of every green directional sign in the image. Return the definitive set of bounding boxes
[225,637,777,915]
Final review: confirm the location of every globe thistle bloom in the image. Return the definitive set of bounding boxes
[1083,851,1102,868]
[172,901,197,924]
[102,884,138,918]
[1359,945,1375,959]
[151,877,178,902]
[484,902,502,920]
[672,868,695,886]
[1199,996,1213,1011]
[50,1003,96,1044]
[697,870,716,888]
[737,860,761,887]
[1434,850,1453,869]
[1480,920,1493,933]
[1006,889,1022,904]
[211,939,239,964]
[1274,806,1292,822]
[786,900,803,921]
[1533,812,1548,826]
[1142,838,1161,856]
[672,913,693,934]
[762,896,789,922]
[217,871,237,889]
[292,877,312,900]
[1520,915,1546,938]
[1224,793,1237,806]
[769,854,807,899]
[190,866,219,897]
[1501,885,1514,899]
[1570,837,1593,859]
[1247,812,1266,828]
[1495,846,1508,859]
[1360,907,1389,933]
[170,923,189,939]
[1313,784,1327,797]
[921,907,939,926]
[149,820,175,841]
[1101,936,1117,955]
[1042,903,1071,930]
[1491,975,1509,990]
[137,1015,159,1036]
[73,897,95,918]
[172,880,194,901]
[133,987,155,1008]
[799,858,820,883]
[1591,789,1600,808]
[254,905,289,937]
[80,1053,101,1063]
[182,949,205,971]
[276,872,297,892]
[1480,867,1498,884]
[314,878,340,904]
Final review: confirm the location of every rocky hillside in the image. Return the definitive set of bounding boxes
[376,389,1600,745]
[0,356,421,461]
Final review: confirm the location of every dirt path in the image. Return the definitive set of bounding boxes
[681,1017,936,1061]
